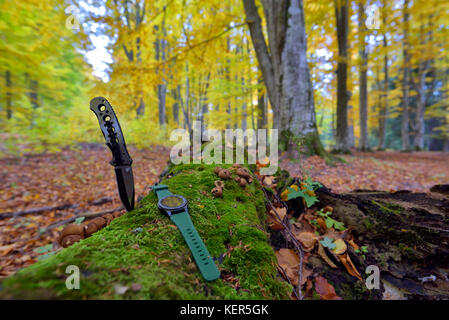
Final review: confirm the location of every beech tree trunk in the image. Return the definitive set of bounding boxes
[335,0,350,152]
[5,70,12,119]
[401,0,410,151]
[242,0,324,155]
[378,4,389,150]
[358,1,368,151]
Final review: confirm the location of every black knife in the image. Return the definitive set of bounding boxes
[89,97,135,212]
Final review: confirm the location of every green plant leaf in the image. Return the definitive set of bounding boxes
[320,237,336,250]
[75,217,85,224]
[33,243,53,254]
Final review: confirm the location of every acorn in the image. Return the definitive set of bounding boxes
[236,167,251,179]
[211,187,223,197]
[238,178,247,188]
[60,235,83,248]
[83,222,98,237]
[218,169,231,180]
[103,213,114,225]
[59,224,84,247]
[91,217,107,229]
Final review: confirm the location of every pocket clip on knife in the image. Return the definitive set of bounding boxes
[89,97,135,212]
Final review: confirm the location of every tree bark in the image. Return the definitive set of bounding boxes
[335,0,350,152]
[243,0,324,155]
[358,1,369,151]
[378,4,389,150]
[401,0,410,151]
[5,70,12,119]
[257,72,267,129]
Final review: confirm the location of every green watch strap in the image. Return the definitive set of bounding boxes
[153,184,172,199]
[153,184,220,281]
[170,212,220,281]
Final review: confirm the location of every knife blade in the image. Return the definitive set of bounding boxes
[89,97,135,212]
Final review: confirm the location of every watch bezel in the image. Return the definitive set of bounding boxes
[157,194,188,213]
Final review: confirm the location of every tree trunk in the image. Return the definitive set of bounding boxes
[257,77,267,129]
[243,0,324,155]
[335,0,350,153]
[378,6,389,150]
[358,1,368,151]
[171,88,179,125]
[5,70,12,120]
[401,0,410,151]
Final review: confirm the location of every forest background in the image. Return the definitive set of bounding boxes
[0,0,448,156]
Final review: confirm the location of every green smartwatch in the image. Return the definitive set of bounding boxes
[153,184,220,281]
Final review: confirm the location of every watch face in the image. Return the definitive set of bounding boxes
[158,195,187,211]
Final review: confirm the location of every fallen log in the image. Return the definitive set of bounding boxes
[0,163,291,299]
[308,185,449,299]
[1,161,448,300]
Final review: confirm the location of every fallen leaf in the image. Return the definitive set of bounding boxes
[314,276,342,300]
[269,207,287,221]
[275,248,311,286]
[266,215,284,230]
[332,239,347,255]
[338,252,362,280]
[294,232,318,252]
[317,243,337,268]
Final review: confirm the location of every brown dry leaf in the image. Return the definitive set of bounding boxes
[275,248,312,286]
[338,252,362,280]
[347,239,360,251]
[294,232,318,252]
[266,215,284,230]
[314,276,342,300]
[317,243,337,268]
[316,217,327,231]
[269,207,287,221]
[0,244,15,256]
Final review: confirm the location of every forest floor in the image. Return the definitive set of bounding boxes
[1,145,448,278]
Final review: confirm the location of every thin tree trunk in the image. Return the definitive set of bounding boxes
[358,1,368,151]
[401,0,410,151]
[257,72,267,129]
[5,70,12,119]
[378,5,389,150]
[335,0,350,152]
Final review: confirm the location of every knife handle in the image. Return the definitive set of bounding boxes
[89,97,133,166]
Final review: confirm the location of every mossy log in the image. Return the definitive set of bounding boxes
[0,163,291,299]
[1,159,448,300]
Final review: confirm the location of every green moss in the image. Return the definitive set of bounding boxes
[371,200,402,216]
[0,163,290,300]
